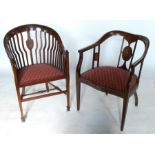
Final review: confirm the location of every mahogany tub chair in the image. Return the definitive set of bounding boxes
[4,24,70,121]
[76,30,149,131]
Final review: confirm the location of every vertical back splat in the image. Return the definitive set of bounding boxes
[26,31,34,64]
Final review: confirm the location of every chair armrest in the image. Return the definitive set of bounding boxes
[126,57,144,90]
[76,31,119,77]
[78,43,96,53]
[76,52,83,78]
[9,59,17,71]
[77,31,114,76]
[78,31,113,53]
[130,56,144,79]
[63,50,70,77]
[76,43,97,77]
[10,59,19,87]
[10,59,16,66]
[131,57,144,69]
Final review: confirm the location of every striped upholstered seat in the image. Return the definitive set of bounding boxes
[81,66,138,94]
[17,64,65,87]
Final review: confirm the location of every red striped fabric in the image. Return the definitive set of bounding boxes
[81,66,138,93]
[17,64,65,86]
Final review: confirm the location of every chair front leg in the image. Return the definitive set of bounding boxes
[121,97,129,131]
[76,77,81,111]
[16,87,25,122]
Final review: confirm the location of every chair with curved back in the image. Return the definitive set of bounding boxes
[4,24,70,121]
[76,30,149,131]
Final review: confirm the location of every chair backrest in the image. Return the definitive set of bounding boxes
[4,24,65,71]
[92,30,149,71]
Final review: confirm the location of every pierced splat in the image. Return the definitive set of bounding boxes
[93,53,99,61]
[121,46,133,70]
[122,46,132,61]
[26,31,34,64]
[26,31,34,50]
[118,36,138,70]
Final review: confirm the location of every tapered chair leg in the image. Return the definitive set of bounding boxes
[121,98,129,131]
[18,101,25,122]
[16,87,25,122]
[76,79,81,111]
[134,92,138,106]
[66,78,70,111]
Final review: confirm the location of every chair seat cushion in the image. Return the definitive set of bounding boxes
[81,66,138,93]
[17,64,65,86]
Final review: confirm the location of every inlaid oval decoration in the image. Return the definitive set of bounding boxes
[26,38,34,50]
[122,46,132,61]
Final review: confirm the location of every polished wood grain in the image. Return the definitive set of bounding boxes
[4,24,70,121]
[76,30,149,131]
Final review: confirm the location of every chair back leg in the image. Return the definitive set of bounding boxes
[46,83,49,92]
[16,87,25,122]
[66,77,70,111]
[134,92,138,106]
